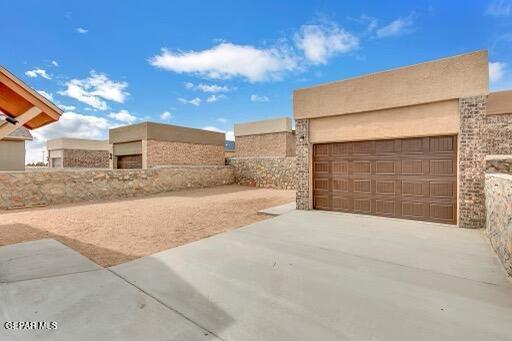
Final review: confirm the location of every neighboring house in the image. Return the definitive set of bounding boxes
[234,117,296,157]
[225,140,235,158]
[0,113,33,171]
[109,122,225,169]
[0,65,62,171]
[293,50,512,229]
[47,138,110,168]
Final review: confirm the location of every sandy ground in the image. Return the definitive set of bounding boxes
[0,185,295,267]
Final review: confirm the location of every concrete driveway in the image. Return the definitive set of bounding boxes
[2,211,512,340]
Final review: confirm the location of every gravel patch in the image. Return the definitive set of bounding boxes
[0,185,295,267]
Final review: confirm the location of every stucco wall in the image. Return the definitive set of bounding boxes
[485,168,512,277]
[294,50,488,119]
[309,100,459,143]
[0,166,234,209]
[227,157,296,190]
[236,132,296,157]
[146,140,225,167]
[0,140,25,171]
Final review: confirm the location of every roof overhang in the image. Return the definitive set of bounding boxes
[0,66,63,135]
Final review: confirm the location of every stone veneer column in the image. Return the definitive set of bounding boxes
[458,95,487,229]
[295,119,311,210]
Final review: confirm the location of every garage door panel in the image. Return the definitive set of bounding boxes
[313,135,457,224]
[332,161,348,175]
[314,195,330,210]
[353,179,372,194]
[429,159,455,175]
[332,196,350,211]
[430,181,456,198]
[354,198,372,214]
[332,178,349,192]
[401,159,426,175]
[375,160,397,175]
[430,136,456,153]
[314,161,329,173]
[313,178,329,191]
[375,199,396,216]
[401,180,426,197]
[430,202,456,221]
[353,161,371,174]
[375,180,396,195]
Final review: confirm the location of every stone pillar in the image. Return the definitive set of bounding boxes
[458,95,487,229]
[296,119,311,210]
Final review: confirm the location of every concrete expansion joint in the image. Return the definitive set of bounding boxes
[106,268,225,341]
[0,268,102,285]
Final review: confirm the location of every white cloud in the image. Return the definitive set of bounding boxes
[197,83,229,92]
[376,15,414,38]
[149,42,298,82]
[489,61,507,83]
[58,71,129,110]
[178,97,202,106]
[26,111,111,163]
[250,94,269,102]
[160,111,172,121]
[108,109,137,124]
[206,94,226,103]
[202,126,234,140]
[51,60,59,67]
[486,0,512,16]
[184,82,230,93]
[37,90,53,101]
[216,117,228,123]
[76,27,88,34]
[294,22,359,64]
[25,68,51,79]
[58,104,76,111]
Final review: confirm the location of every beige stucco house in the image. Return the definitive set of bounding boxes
[0,66,62,171]
[234,117,295,157]
[47,138,110,168]
[109,122,225,169]
[0,113,33,171]
[293,50,512,228]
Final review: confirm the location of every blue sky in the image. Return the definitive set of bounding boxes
[1,0,511,162]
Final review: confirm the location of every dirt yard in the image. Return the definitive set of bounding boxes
[0,185,295,267]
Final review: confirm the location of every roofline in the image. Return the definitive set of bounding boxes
[294,49,488,93]
[0,65,63,117]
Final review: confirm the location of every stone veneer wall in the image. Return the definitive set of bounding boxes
[146,140,225,167]
[295,119,310,210]
[0,166,233,209]
[227,157,296,190]
[236,132,295,157]
[485,156,512,277]
[458,96,487,229]
[486,113,512,155]
[63,149,110,168]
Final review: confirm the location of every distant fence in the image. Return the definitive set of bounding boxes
[0,166,234,209]
[227,157,296,190]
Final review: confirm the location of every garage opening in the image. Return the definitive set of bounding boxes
[117,154,142,169]
[312,136,457,224]
[51,157,62,168]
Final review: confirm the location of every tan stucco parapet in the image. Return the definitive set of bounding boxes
[47,138,110,151]
[293,50,489,119]
[487,90,512,115]
[109,122,225,146]
[234,117,292,137]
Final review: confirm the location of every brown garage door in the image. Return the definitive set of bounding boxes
[117,154,142,169]
[313,136,457,224]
